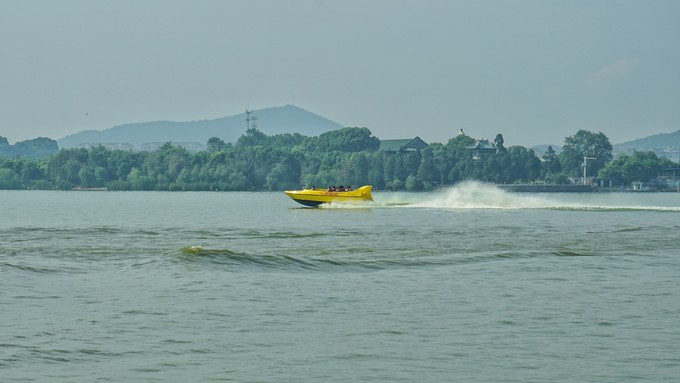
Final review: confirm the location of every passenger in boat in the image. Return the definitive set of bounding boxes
[346,186,352,191]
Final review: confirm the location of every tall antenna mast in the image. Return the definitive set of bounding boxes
[245,109,252,130]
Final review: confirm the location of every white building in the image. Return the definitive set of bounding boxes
[140,142,205,152]
[76,143,134,151]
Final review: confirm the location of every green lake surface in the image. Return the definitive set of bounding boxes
[2,182,679,382]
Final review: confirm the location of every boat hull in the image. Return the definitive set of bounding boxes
[284,185,373,207]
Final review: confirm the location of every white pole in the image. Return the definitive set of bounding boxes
[582,156,596,185]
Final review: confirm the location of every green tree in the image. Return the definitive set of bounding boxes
[405,174,423,191]
[267,133,306,148]
[304,127,379,153]
[541,145,562,179]
[78,166,95,187]
[404,151,421,178]
[560,130,613,177]
[598,151,674,186]
[446,134,476,150]
[237,128,268,147]
[0,168,18,189]
[347,152,370,187]
[383,154,398,186]
[494,133,506,152]
[207,137,227,152]
[63,160,81,183]
[417,147,437,188]
[430,143,450,186]
[367,152,385,189]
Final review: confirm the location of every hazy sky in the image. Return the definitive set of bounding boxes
[1,0,679,146]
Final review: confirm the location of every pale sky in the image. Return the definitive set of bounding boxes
[1,0,679,146]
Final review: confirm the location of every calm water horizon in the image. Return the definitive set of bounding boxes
[2,183,679,382]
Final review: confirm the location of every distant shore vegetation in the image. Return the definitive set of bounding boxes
[0,128,676,191]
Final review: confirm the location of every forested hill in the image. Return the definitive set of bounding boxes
[615,129,680,149]
[0,136,59,158]
[57,105,343,148]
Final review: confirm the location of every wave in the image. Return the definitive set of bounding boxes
[0,226,162,237]
[544,206,680,212]
[179,246,363,271]
[376,181,680,212]
[318,201,376,209]
[174,246,635,272]
[0,261,62,274]
[405,181,550,209]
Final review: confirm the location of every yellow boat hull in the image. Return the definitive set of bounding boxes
[284,185,373,207]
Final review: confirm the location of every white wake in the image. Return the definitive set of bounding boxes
[375,181,680,211]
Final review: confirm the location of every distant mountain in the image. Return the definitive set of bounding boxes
[614,129,680,149]
[57,105,344,149]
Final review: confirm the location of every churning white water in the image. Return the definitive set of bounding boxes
[375,181,680,212]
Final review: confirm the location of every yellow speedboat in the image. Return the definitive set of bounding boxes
[284,185,373,207]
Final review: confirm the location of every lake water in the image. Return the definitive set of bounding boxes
[2,182,679,382]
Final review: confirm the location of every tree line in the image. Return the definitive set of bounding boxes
[0,128,675,190]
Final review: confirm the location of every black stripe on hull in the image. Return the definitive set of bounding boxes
[291,198,324,207]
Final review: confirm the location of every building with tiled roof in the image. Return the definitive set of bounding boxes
[379,137,429,152]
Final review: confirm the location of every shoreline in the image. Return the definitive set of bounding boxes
[5,184,680,193]
[497,184,680,193]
